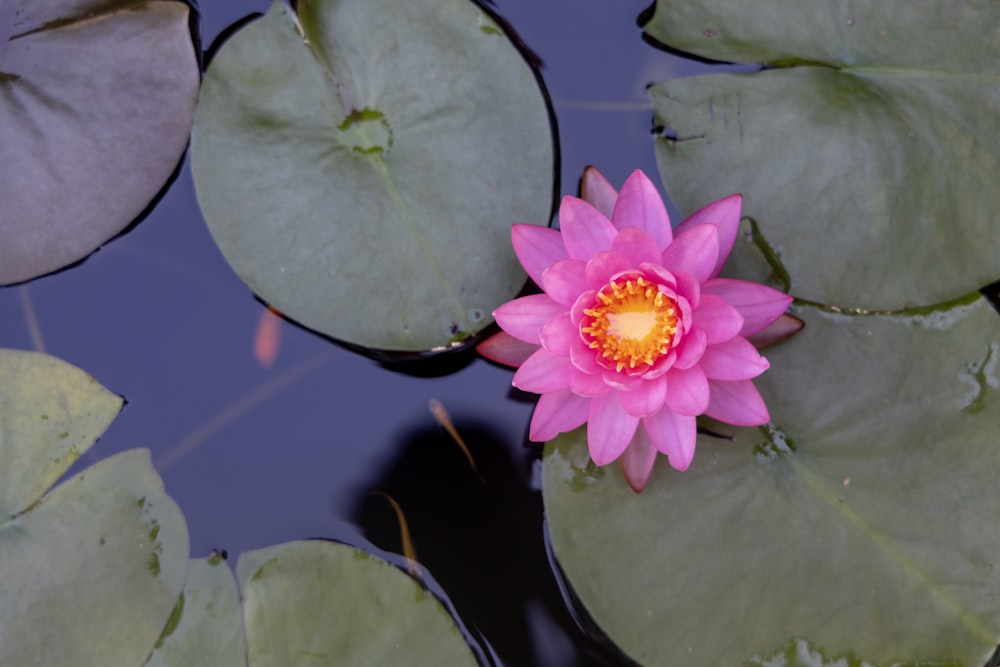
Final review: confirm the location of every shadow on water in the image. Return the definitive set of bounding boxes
[349,420,625,667]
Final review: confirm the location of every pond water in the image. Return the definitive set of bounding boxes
[0,1,752,664]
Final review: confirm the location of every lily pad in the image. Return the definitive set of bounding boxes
[543,297,1000,665]
[0,348,123,517]
[146,542,481,666]
[0,0,200,285]
[643,3,1000,310]
[191,0,555,352]
[0,449,190,667]
[145,554,245,667]
[237,540,479,666]
[0,350,188,666]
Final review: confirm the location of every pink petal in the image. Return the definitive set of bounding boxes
[705,379,770,426]
[611,226,662,266]
[747,313,804,349]
[571,290,596,327]
[477,331,538,368]
[604,369,644,390]
[513,348,573,394]
[610,170,671,249]
[673,194,742,278]
[699,337,770,381]
[661,224,720,285]
[618,427,658,492]
[539,312,576,356]
[585,251,632,289]
[642,408,697,471]
[670,268,701,309]
[664,365,710,416]
[512,224,567,287]
[570,367,611,397]
[541,259,588,307]
[620,376,668,417]
[637,263,677,290]
[493,294,564,345]
[580,166,618,218]
[693,294,744,345]
[587,392,639,465]
[702,278,793,337]
[672,327,707,370]
[529,389,591,441]
[570,336,604,375]
[643,350,676,380]
[675,293,693,335]
[558,195,617,260]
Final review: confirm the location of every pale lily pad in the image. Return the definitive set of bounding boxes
[0,449,190,667]
[191,0,555,351]
[544,297,1000,665]
[146,554,245,667]
[0,348,122,517]
[643,3,1000,310]
[0,0,199,285]
[643,0,998,71]
[237,540,479,666]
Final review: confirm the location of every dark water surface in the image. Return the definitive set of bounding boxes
[0,2,743,664]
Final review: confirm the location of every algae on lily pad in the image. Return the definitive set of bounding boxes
[643,1,1000,310]
[543,297,1000,665]
[145,554,245,667]
[0,0,200,285]
[0,351,189,667]
[192,0,555,352]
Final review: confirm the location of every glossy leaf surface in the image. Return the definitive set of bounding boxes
[192,0,555,351]
[644,2,1000,309]
[237,541,479,666]
[0,0,199,284]
[544,298,1000,665]
[0,449,189,667]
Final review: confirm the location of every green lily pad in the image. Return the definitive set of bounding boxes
[191,0,555,352]
[642,0,998,71]
[146,542,481,666]
[543,297,1000,665]
[643,4,1000,310]
[0,0,199,285]
[145,554,245,667]
[236,540,479,666]
[0,449,190,667]
[0,348,123,517]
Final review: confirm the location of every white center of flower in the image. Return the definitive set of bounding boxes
[606,310,660,341]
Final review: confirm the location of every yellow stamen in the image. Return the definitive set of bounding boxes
[581,276,678,373]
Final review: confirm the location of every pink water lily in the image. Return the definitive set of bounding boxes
[480,167,793,491]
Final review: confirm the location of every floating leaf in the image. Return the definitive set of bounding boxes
[544,298,1000,665]
[0,450,190,667]
[145,555,245,667]
[191,0,555,352]
[236,540,479,666]
[644,2,1000,309]
[0,0,200,285]
[0,348,122,517]
[643,0,998,71]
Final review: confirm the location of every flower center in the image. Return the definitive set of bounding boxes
[581,276,678,373]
